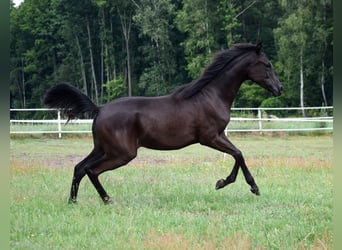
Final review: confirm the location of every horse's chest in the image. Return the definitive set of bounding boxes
[197,111,229,136]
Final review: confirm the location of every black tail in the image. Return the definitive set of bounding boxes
[44,83,99,121]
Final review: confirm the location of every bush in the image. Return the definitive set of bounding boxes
[260,97,285,117]
[103,76,126,102]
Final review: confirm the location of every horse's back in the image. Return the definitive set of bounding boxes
[98,95,173,120]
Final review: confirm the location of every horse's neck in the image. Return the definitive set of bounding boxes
[204,69,246,109]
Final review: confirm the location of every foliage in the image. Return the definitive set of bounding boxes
[219,0,241,47]
[10,0,333,109]
[133,0,177,96]
[103,75,126,102]
[175,0,219,78]
[260,97,286,117]
[274,0,333,108]
[260,97,284,108]
[234,82,269,108]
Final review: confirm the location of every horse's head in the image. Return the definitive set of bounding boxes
[246,43,283,97]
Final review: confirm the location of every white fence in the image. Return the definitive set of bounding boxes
[10,107,333,138]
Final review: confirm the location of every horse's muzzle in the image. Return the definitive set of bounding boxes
[272,83,284,97]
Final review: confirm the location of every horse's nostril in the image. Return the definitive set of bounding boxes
[279,85,284,92]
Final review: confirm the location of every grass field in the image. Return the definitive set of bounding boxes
[10,135,332,249]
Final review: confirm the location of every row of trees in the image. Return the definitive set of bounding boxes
[10,0,333,112]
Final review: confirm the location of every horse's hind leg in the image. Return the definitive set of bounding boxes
[86,153,137,204]
[68,149,103,204]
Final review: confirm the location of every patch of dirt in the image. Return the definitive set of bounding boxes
[10,152,180,169]
[10,153,85,168]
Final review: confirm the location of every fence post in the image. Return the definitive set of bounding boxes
[258,108,262,135]
[57,110,62,138]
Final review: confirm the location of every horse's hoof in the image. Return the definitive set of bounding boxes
[103,197,114,205]
[215,179,226,190]
[250,186,260,196]
[68,198,77,204]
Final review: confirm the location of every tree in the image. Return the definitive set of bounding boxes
[133,0,177,96]
[218,0,241,47]
[274,0,333,114]
[276,8,308,116]
[9,0,332,111]
[175,0,219,79]
[119,11,133,96]
[10,0,66,108]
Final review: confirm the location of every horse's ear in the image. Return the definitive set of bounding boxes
[256,42,262,54]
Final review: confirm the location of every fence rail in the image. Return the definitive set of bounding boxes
[10,107,333,138]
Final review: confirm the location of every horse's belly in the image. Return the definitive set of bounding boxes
[138,127,197,150]
[140,138,196,150]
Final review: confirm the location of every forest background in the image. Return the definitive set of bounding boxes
[9,0,333,114]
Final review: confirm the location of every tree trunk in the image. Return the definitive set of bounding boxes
[21,57,26,108]
[100,7,106,102]
[75,34,88,95]
[204,0,211,55]
[86,15,99,104]
[120,13,132,97]
[110,18,117,82]
[101,39,104,102]
[300,47,305,117]
[105,22,110,83]
[321,58,328,107]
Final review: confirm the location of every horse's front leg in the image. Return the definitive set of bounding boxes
[207,133,260,195]
[215,160,239,190]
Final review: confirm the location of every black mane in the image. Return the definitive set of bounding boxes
[173,43,259,99]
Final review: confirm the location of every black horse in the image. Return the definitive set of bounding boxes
[44,43,283,204]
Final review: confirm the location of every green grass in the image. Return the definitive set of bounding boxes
[10,135,332,249]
